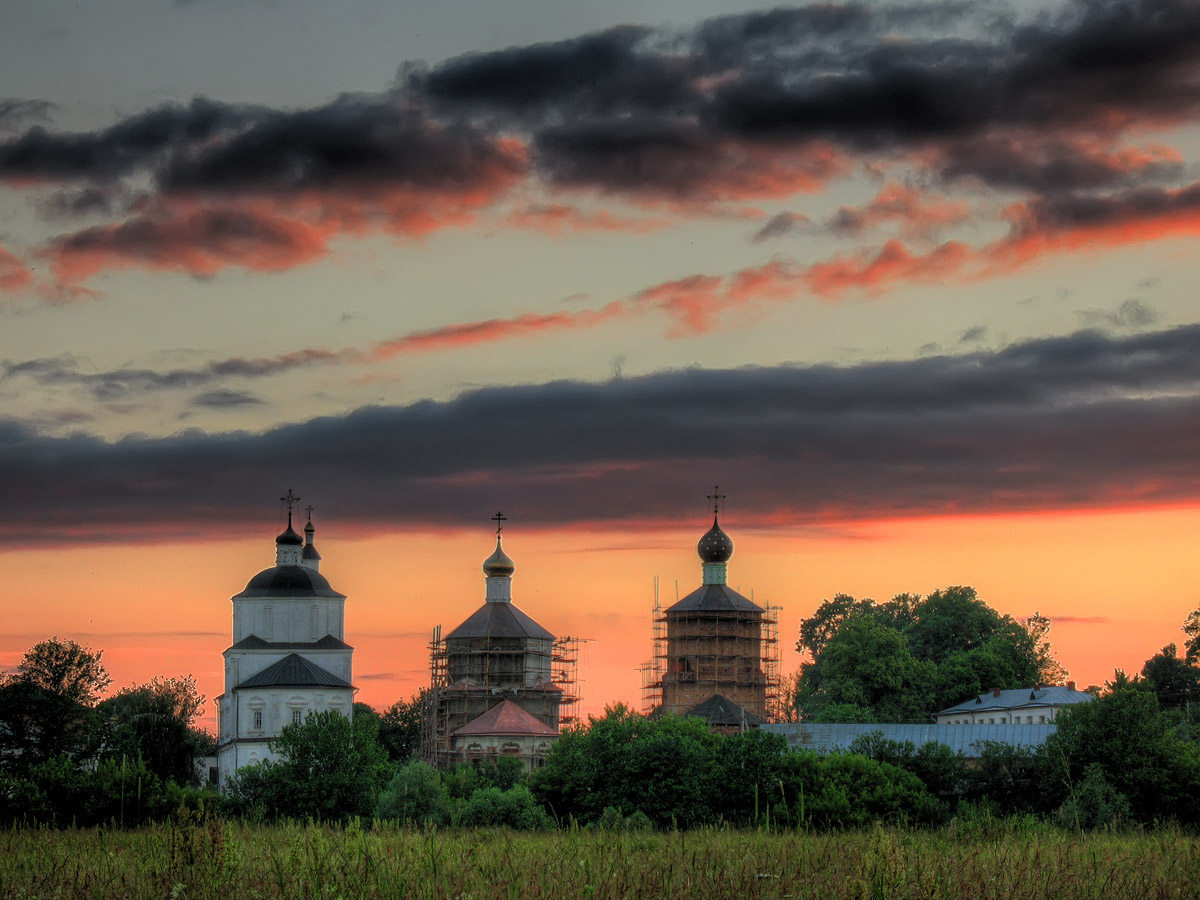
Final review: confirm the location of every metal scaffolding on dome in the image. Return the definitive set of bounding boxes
[421,626,587,766]
[640,581,783,724]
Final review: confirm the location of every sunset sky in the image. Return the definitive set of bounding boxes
[3,0,1200,731]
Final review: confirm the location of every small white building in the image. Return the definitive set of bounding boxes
[216,495,354,786]
[934,683,1094,725]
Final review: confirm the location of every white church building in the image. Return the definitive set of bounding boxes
[216,492,355,786]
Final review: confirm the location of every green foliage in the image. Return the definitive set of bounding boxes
[1043,683,1200,825]
[459,785,552,829]
[530,705,722,828]
[376,690,428,763]
[1140,644,1200,712]
[0,637,115,775]
[795,586,1054,723]
[0,754,188,827]
[375,760,450,826]
[799,616,935,722]
[5,636,111,706]
[848,734,969,812]
[99,675,209,786]
[775,750,942,828]
[7,822,1200,900]
[225,710,394,822]
[1056,764,1132,831]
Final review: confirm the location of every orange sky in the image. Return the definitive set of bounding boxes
[3,504,1195,732]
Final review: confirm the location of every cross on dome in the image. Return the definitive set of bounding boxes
[707,485,726,516]
[280,489,300,526]
[492,511,508,534]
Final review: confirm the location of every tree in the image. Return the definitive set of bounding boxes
[1025,612,1069,685]
[1043,680,1200,824]
[798,615,935,723]
[530,705,721,828]
[1140,644,1200,715]
[0,638,111,773]
[226,710,393,822]
[795,586,1059,722]
[1184,607,1200,665]
[795,594,875,659]
[377,691,428,763]
[375,760,450,825]
[99,675,209,785]
[6,637,111,706]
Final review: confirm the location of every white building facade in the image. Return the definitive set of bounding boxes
[216,500,354,786]
[933,684,1094,725]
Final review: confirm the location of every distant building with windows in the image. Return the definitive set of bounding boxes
[933,684,1094,725]
[216,493,355,786]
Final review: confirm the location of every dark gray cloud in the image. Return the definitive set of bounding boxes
[2,349,337,401]
[191,389,264,408]
[5,0,1198,214]
[752,211,811,242]
[1077,297,1159,330]
[2,324,1200,545]
[0,98,54,131]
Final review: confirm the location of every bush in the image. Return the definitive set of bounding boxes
[1056,764,1132,831]
[459,785,552,830]
[376,760,450,826]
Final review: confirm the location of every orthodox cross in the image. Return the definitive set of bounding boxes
[305,504,315,523]
[280,489,300,524]
[707,485,726,515]
[492,511,508,534]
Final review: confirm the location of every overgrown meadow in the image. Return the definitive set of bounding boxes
[3,815,1199,900]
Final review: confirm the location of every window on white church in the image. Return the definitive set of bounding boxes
[253,710,263,729]
[292,709,303,725]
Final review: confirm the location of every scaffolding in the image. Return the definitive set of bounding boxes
[552,636,585,727]
[421,625,586,766]
[640,582,784,724]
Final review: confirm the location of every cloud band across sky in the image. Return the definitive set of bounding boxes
[2,324,1198,545]
[2,0,1200,294]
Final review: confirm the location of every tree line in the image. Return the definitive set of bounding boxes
[5,584,1200,830]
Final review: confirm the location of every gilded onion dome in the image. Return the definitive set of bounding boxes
[483,536,516,577]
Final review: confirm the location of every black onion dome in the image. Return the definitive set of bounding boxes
[234,565,346,599]
[482,537,515,577]
[697,516,733,563]
[276,525,303,546]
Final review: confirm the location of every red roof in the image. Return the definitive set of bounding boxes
[453,700,559,738]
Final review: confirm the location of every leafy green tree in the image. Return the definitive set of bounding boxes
[375,760,450,825]
[795,586,1057,722]
[775,750,941,828]
[226,710,393,822]
[6,637,111,706]
[1043,681,1200,824]
[459,785,552,829]
[0,638,110,773]
[377,691,428,763]
[530,705,721,828]
[1184,607,1200,665]
[1140,644,1200,714]
[798,616,935,722]
[907,587,1007,664]
[795,594,875,659]
[99,675,209,785]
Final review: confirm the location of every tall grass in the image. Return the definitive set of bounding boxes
[2,815,1197,900]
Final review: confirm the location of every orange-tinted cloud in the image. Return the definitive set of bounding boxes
[804,239,973,299]
[0,245,33,292]
[829,183,970,238]
[39,204,334,283]
[502,202,669,235]
[368,301,632,358]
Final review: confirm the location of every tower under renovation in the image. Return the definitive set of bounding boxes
[422,516,580,769]
[642,490,781,729]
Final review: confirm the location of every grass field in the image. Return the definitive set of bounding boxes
[3,814,1198,900]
